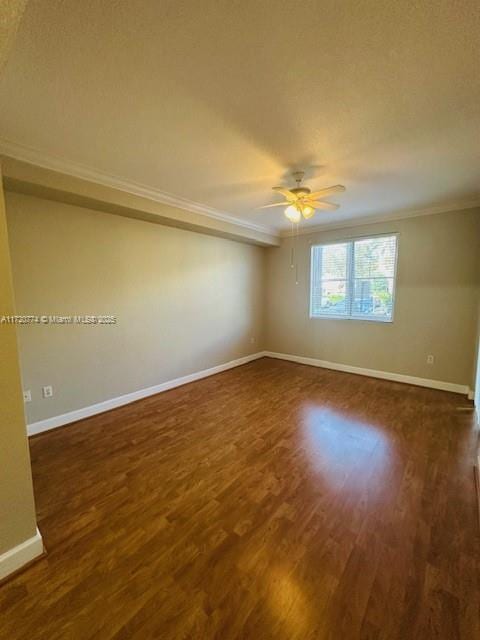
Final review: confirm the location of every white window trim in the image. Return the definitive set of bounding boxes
[309,232,399,323]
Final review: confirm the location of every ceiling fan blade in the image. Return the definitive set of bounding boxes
[258,201,290,209]
[307,185,346,199]
[272,187,296,201]
[307,200,340,211]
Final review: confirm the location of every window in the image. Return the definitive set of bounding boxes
[310,234,398,322]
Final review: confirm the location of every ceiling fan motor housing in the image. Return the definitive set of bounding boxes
[290,187,311,197]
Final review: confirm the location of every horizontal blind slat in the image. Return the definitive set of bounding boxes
[311,235,397,321]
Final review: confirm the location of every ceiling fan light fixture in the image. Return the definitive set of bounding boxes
[301,204,315,219]
[258,172,345,223]
[284,204,301,223]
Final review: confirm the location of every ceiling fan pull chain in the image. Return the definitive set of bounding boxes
[295,223,299,285]
[290,221,295,268]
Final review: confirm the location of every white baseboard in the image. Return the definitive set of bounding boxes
[27,350,471,437]
[264,351,470,396]
[27,351,266,436]
[0,528,43,581]
[468,389,475,401]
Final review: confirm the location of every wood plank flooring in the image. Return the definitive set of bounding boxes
[1,358,479,639]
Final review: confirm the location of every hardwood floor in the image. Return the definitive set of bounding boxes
[1,358,478,639]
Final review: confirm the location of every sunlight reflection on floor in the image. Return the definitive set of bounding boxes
[301,405,394,494]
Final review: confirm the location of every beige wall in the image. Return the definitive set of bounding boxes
[5,192,480,433]
[474,295,480,407]
[0,170,37,555]
[266,209,480,387]
[6,192,265,424]
[0,1,29,75]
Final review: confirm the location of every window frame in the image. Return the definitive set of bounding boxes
[309,232,399,323]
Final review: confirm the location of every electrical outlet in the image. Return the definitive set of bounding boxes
[42,385,53,398]
[250,337,256,344]
[427,355,434,365]
[23,390,32,403]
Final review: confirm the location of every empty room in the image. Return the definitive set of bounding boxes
[1,2,479,639]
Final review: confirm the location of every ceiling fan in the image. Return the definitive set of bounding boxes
[259,171,346,223]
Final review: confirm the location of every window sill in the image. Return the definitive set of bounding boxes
[309,314,393,323]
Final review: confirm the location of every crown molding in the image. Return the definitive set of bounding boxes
[0,138,277,236]
[280,199,480,237]
[3,138,478,241]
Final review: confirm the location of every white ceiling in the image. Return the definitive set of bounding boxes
[0,0,479,233]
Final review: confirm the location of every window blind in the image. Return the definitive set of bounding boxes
[310,234,398,322]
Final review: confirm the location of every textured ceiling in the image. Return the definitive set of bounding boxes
[0,0,479,232]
